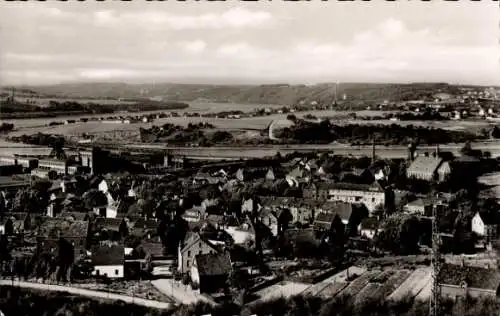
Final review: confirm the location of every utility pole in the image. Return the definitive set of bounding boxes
[371,137,376,164]
[430,202,442,316]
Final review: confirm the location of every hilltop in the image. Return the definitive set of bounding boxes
[5,82,478,106]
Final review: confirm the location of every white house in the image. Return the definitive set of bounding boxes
[471,212,499,240]
[98,180,110,194]
[91,244,125,279]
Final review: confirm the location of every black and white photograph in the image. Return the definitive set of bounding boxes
[0,1,499,315]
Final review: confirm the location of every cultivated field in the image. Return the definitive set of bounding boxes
[293,266,432,304]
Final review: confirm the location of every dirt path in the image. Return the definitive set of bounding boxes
[0,279,173,310]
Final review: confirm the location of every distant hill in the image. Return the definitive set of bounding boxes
[9,82,479,106]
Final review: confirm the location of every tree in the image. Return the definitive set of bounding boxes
[374,214,421,255]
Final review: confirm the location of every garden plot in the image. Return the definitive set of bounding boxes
[316,282,349,299]
[253,281,310,303]
[387,267,432,301]
[356,269,412,302]
[415,279,432,301]
[338,270,382,297]
[300,266,367,298]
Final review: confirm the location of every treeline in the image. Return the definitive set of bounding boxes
[0,123,14,133]
[276,120,481,145]
[8,133,65,147]
[0,99,189,119]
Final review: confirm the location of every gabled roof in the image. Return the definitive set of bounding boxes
[141,242,164,257]
[38,217,89,238]
[407,156,443,175]
[195,252,232,276]
[313,212,338,231]
[57,212,89,221]
[439,263,500,290]
[328,181,384,193]
[181,233,220,254]
[91,244,124,266]
[94,217,123,231]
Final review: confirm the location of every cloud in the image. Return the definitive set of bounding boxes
[1,9,498,86]
[180,40,207,54]
[91,8,274,30]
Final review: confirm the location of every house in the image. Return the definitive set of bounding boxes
[313,202,369,236]
[438,263,500,299]
[91,243,125,278]
[404,198,434,215]
[265,168,275,181]
[302,183,317,199]
[472,211,500,241]
[313,212,338,231]
[406,156,451,182]
[178,233,221,274]
[93,217,127,238]
[191,252,232,294]
[224,219,255,245]
[38,159,69,175]
[258,208,278,236]
[323,182,385,213]
[359,217,380,239]
[286,167,304,186]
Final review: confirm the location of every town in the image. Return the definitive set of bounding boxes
[1,126,500,315]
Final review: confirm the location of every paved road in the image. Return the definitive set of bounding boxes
[0,279,172,310]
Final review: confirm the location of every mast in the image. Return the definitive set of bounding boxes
[430,202,442,316]
[371,137,376,164]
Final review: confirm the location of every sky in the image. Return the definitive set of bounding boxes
[0,1,499,86]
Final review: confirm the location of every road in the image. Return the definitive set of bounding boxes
[0,279,173,310]
[151,279,216,306]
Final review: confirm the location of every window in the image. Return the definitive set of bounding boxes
[372,198,376,203]
[199,250,202,255]
[115,269,119,275]
[187,260,190,268]
[96,270,100,276]
[187,250,191,257]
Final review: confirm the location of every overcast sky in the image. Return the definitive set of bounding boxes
[1,1,499,86]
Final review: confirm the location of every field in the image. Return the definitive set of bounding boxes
[5,105,494,139]
[387,267,432,301]
[291,266,432,304]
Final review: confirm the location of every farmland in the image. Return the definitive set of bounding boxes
[251,266,433,305]
[4,106,494,138]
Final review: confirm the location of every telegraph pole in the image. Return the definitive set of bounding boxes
[429,202,442,316]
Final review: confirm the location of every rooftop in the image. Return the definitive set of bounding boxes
[91,244,125,266]
[407,156,443,175]
[195,252,232,276]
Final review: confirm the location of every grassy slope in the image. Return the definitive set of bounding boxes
[14,82,472,106]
